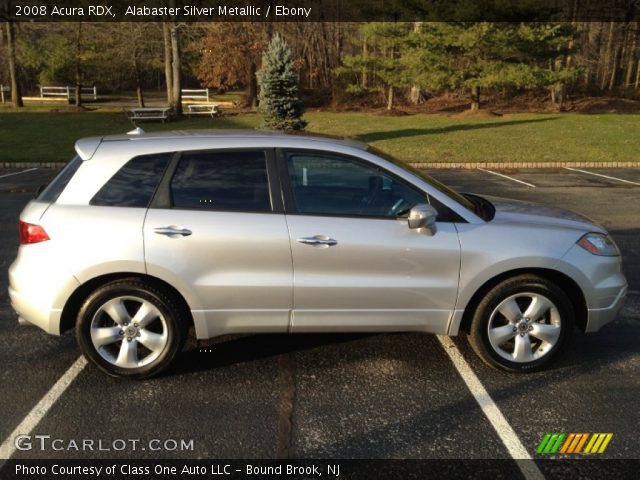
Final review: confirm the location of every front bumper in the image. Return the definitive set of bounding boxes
[585,284,627,332]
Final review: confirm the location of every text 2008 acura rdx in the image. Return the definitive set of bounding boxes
[9,131,627,378]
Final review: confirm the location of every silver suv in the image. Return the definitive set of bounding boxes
[9,131,627,378]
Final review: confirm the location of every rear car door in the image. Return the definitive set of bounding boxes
[143,149,293,338]
[280,149,461,334]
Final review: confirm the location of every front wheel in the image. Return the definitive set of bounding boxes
[76,279,188,379]
[468,275,574,372]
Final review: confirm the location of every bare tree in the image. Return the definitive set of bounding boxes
[5,20,23,107]
[162,22,173,106]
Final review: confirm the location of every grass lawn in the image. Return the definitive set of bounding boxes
[1,107,639,164]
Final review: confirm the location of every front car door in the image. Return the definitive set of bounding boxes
[143,149,293,339]
[280,149,461,334]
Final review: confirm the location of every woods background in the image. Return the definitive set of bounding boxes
[1,21,639,111]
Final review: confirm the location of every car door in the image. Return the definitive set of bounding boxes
[143,149,293,338]
[281,149,461,334]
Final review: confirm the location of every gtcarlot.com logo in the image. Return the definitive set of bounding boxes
[536,432,613,455]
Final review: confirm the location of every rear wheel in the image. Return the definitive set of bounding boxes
[468,275,574,372]
[76,279,188,379]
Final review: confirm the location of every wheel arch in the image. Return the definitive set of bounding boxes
[60,273,194,334]
[458,268,588,334]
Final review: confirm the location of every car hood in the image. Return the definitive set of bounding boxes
[482,195,605,233]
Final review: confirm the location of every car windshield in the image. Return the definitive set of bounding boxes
[367,146,478,214]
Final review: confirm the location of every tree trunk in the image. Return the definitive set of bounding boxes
[74,23,82,107]
[6,21,23,108]
[162,22,174,106]
[600,21,616,90]
[387,85,394,111]
[624,23,638,87]
[608,46,620,91]
[361,37,368,88]
[170,23,182,115]
[470,86,480,111]
[133,50,145,108]
[409,22,424,105]
[246,61,258,109]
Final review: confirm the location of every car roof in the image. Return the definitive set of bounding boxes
[75,130,368,160]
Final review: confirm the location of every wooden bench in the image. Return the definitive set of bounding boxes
[185,104,222,118]
[182,88,210,103]
[127,107,172,123]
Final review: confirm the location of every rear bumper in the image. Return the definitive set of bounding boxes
[585,284,627,333]
[8,251,80,335]
[8,285,64,334]
[9,287,62,335]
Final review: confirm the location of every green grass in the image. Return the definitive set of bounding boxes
[1,108,639,164]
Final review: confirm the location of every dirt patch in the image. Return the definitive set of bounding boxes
[326,90,640,115]
[452,109,503,118]
[374,108,412,116]
[565,97,640,114]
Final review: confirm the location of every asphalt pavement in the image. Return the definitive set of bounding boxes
[0,166,638,472]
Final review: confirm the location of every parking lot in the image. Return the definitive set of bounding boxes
[0,166,638,475]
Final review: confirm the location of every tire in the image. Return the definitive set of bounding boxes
[76,278,188,379]
[468,274,574,372]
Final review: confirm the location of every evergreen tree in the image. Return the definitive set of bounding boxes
[256,34,307,131]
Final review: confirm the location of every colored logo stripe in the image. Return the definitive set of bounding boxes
[584,433,613,454]
[537,433,613,455]
[536,433,565,454]
[560,433,589,453]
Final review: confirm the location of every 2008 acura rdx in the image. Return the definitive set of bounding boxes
[9,130,627,378]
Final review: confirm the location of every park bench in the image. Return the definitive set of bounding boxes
[185,104,223,118]
[181,88,210,103]
[127,107,173,123]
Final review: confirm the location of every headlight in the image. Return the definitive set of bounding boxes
[577,233,620,256]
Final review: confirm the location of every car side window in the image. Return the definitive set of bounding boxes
[286,152,426,217]
[91,153,171,207]
[38,155,83,203]
[170,150,271,212]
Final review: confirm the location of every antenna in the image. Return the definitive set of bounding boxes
[127,127,145,136]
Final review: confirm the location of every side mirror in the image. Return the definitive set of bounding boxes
[407,204,438,236]
[35,184,46,197]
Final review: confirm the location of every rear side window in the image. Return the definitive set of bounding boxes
[91,153,171,207]
[170,151,271,212]
[37,156,83,203]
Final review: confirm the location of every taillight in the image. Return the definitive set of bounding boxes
[19,221,50,245]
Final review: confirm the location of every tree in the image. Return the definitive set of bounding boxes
[410,23,578,110]
[256,34,307,131]
[196,23,266,108]
[5,21,23,107]
[337,22,412,110]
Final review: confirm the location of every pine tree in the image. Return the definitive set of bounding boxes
[256,34,307,131]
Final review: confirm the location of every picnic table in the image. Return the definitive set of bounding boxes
[127,107,172,123]
[185,104,223,118]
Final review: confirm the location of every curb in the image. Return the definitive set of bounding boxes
[408,161,640,169]
[2,161,639,170]
[1,162,67,168]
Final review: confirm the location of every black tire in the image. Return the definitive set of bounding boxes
[76,278,188,379]
[468,274,574,373]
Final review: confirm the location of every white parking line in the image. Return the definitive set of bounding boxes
[564,167,640,186]
[0,168,38,180]
[437,336,544,480]
[477,168,536,188]
[0,356,86,460]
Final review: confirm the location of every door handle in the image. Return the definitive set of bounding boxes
[154,226,192,237]
[296,235,338,247]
